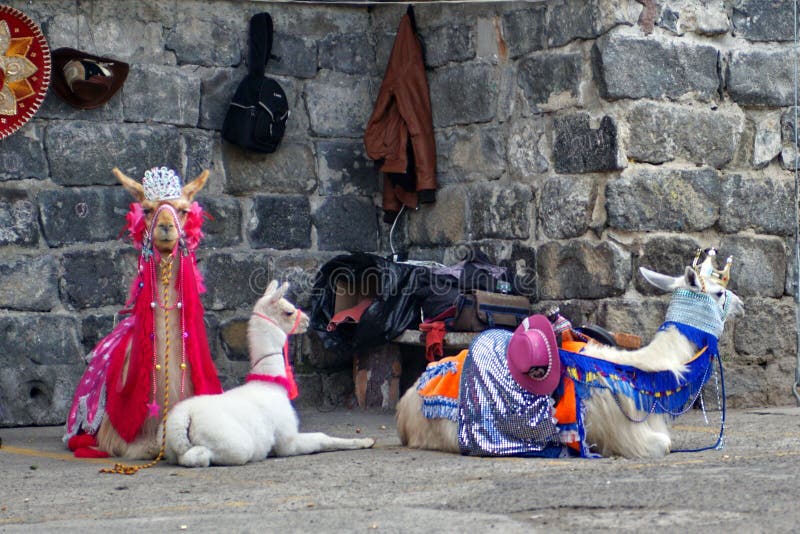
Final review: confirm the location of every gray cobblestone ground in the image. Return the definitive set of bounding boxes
[1,406,799,532]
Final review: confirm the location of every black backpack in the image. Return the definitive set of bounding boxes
[222,13,288,153]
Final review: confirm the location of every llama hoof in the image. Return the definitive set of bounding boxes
[360,438,376,449]
[179,446,213,468]
[648,433,672,458]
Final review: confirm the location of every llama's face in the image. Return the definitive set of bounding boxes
[255,280,310,335]
[114,168,209,255]
[142,197,191,254]
[639,266,745,320]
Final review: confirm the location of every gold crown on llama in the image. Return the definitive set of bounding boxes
[142,167,182,201]
[691,248,732,288]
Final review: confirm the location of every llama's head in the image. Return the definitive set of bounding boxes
[113,167,209,255]
[252,280,310,336]
[640,265,745,321]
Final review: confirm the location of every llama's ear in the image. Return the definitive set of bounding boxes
[276,281,290,300]
[264,280,279,297]
[113,168,144,202]
[182,170,209,200]
[684,266,703,291]
[639,266,683,293]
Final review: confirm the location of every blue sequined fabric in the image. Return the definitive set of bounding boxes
[458,330,562,457]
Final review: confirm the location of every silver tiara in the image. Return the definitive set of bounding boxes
[142,167,181,201]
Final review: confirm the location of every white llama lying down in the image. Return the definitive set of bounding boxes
[397,262,744,459]
[165,280,375,467]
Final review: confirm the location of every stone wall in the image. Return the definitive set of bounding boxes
[1,0,798,426]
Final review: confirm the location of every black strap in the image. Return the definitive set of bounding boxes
[248,12,275,76]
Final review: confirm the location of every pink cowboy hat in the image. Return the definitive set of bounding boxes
[506,314,561,396]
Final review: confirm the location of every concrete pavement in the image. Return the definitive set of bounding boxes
[1,406,800,533]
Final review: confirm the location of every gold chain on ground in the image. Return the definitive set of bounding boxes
[101,257,173,475]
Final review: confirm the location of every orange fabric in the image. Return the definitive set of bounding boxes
[417,350,467,401]
[561,340,587,354]
[554,377,580,452]
[554,377,577,424]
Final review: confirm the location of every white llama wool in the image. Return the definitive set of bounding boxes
[165,280,375,467]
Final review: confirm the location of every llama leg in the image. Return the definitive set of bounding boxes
[584,392,671,459]
[273,432,375,457]
[178,446,214,468]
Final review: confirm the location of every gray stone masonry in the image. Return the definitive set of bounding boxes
[1,0,799,428]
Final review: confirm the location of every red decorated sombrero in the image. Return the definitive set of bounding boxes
[0,5,50,141]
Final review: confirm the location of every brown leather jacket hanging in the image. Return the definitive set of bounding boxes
[364,8,437,223]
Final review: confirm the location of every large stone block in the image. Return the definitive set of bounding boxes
[83,14,174,65]
[166,3,244,67]
[268,4,369,38]
[606,167,720,232]
[407,186,467,245]
[317,140,379,196]
[223,141,316,195]
[537,240,631,300]
[421,24,474,68]
[0,255,59,312]
[719,235,786,298]
[305,70,373,138]
[502,4,546,58]
[80,312,116,356]
[625,102,744,168]
[780,106,800,169]
[517,53,582,111]
[733,297,796,362]
[549,2,599,46]
[753,113,782,169]
[657,1,729,36]
[198,66,245,130]
[312,196,378,252]
[720,174,794,236]
[37,187,130,247]
[37,88,124,121]
[596,298,669,340]
[732,0,798,42]
[593,32,720,102]
[508,243,538,299]
[219,315,249,362]
[61,249,137,310]
[201,251,275,310]
[248,194,311,250]
[429,63,498,127]
[268,33,318,80]
[469,183,532,240]
[634,235,701,295]
[540,175,595,239]
[0,188,39,247]
[123,64,201,126]
[318,33,375,75]
[553,114,623,174]
[46,122,182,186]
[0,122,48,181]
[435,125,505,184]
[0,313,82,366]
[0,360,84,427]
[182,129,224,193]
[0,314,85,427]
[727,49,796,107]
[506,117,548,179]
[195,194,243,248]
